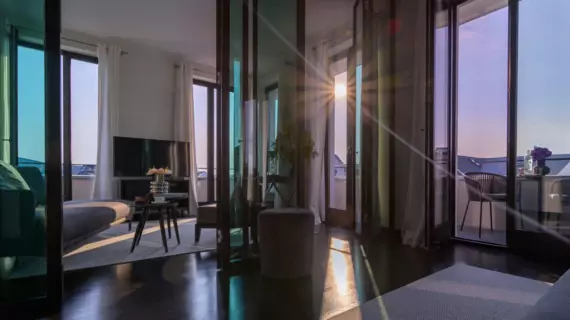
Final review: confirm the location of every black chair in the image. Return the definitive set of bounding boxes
[460,172,507,238]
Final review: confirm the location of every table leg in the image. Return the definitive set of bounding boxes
[136,207,150,246]
[158,208,168,253]
[172,208,181,245]
[166,208,172,239]
[131,207,147,253]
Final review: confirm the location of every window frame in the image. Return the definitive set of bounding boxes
[16,40,98,200]
[193,79,217,204]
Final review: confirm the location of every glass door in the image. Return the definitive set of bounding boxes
[509,0,570,259]
[326,58,355,229]
[217,0,302,269]
[432,0,510,246]
[454,0,509,245]
[430,0,453,244]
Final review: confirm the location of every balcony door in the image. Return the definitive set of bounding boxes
[508,0,570,260]
[326,57,356,229]
[430,0,510,246]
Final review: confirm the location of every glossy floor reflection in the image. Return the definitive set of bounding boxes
[51,227,569,320]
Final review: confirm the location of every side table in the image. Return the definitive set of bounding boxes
[130,202,180,253]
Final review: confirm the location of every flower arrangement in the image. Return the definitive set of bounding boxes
[146,167,172,176]
[147,167,171,193]
[531,146,552,162]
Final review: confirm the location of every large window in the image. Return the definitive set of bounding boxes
[454,2,509,245]
[17,43,98,200]
[70,58,98,176]
[193,80,217,203]
[17,46,45,171]
[515,0,570,236]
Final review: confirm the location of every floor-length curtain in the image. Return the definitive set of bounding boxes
[307,42,330,225]
[174,63,198,216]
[400,0,427,247]
[92,44,121,200]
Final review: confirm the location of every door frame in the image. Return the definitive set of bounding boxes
[429,0,511,247]
[427,0,456,246]
[431,0,570,259]
[325,56,356,230]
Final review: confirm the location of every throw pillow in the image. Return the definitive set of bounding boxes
[0,161,30,191]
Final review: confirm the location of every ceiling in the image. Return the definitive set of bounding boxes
[62,0,353,68]
[62,0,217,66]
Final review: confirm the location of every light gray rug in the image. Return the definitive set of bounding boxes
[332,264,552,320]
[63,218,217,271]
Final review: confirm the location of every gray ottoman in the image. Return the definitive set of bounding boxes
[258,208,314,278]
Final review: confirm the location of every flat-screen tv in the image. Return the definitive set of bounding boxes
[114,136,190,177]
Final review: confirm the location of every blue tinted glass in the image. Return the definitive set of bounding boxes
[17,46,45,173]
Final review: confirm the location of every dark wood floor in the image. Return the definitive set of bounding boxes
[49,227,569,320]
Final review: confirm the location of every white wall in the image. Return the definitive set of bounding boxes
[117,41,177,140]
[62,30,183,142]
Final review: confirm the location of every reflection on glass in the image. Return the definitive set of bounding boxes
[455,3,508,245]
[516,0,570,236]
[1,2,48,303]
[355,65,362,228]
[434,3,449,230]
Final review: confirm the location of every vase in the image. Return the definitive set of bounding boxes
[534,159,550,176]
[150,174,169,193]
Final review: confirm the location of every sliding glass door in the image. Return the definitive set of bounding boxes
[431,0,510,247]
[454,0,509,245]
[432,0,570,259]
[326,58,355,228]
[509,0,570,259]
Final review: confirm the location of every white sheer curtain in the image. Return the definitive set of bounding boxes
[400,0,427,247]
[307,42,330,225]
[92,44,121,200]
[174,63,198,216]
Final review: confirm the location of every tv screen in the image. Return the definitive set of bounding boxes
[113,137,190,177]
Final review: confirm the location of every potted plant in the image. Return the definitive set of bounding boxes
[531,146,552,176]
[267,122,317,206]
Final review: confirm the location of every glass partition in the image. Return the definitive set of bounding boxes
[515,0,570,238]
[455,1,508,245]
[218,0,301,267]
[432,0,451,241]
[228,0,245,258]
[0,0,52,307]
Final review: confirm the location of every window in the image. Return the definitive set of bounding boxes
[17,42,98,199]
[193,80,217,203]
[17,46,45,173]
[70,58,98,177]
[515,0,570,235]
[455,3,508,245]
[193,83,209,203]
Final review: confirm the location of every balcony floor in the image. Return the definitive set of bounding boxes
[456,226,507,245]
